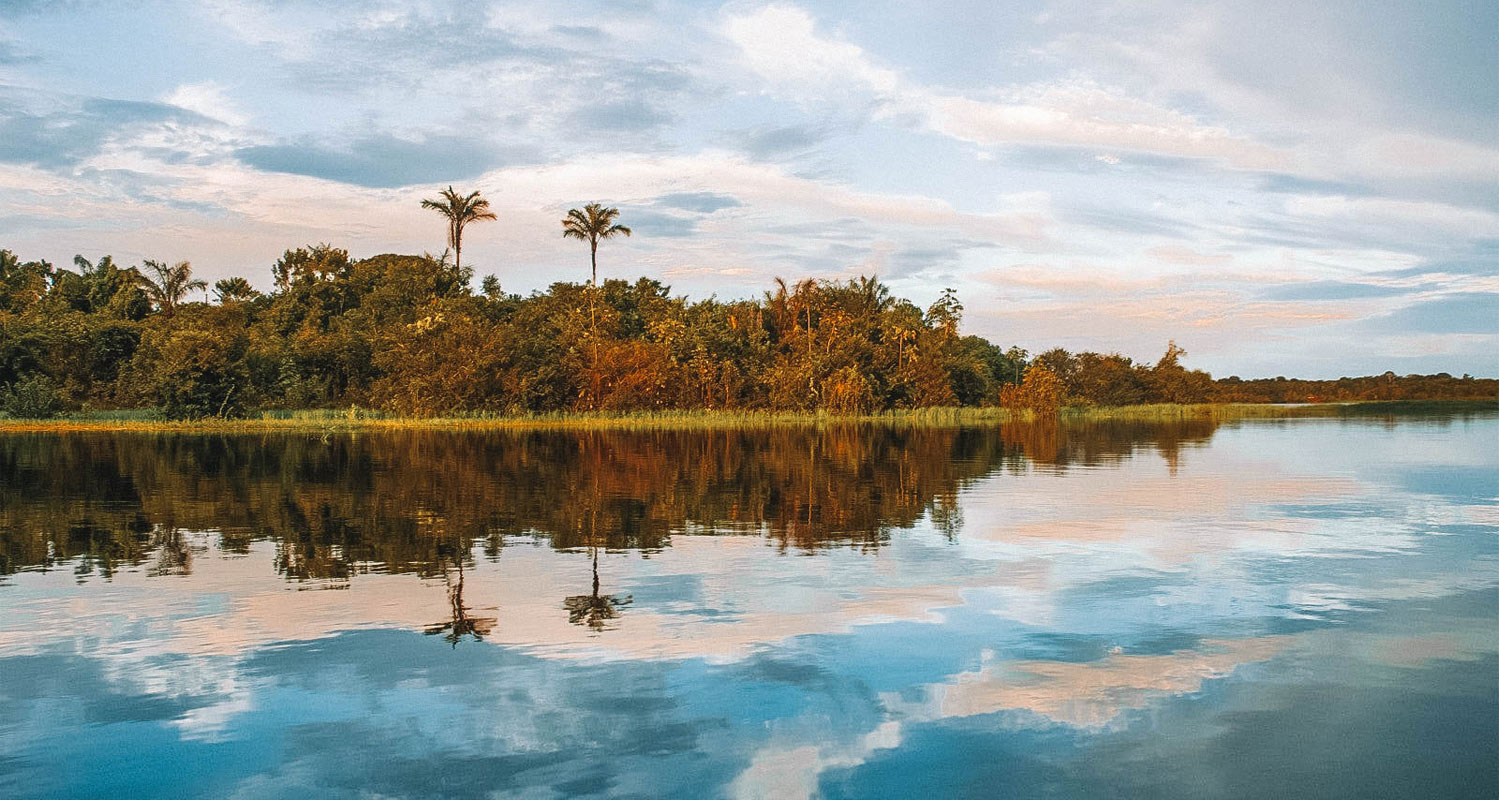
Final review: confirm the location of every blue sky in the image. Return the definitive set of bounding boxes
[0,0,1494,377]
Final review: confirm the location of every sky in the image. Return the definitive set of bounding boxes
[0,0,1494,378]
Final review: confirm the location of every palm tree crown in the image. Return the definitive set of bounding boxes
[420,186,497,272]
[561,203,631,285]
[139,260,207,315]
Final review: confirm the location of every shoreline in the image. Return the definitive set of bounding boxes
[0,400,1492,434]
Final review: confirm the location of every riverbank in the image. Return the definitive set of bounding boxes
[0,400,1491,433]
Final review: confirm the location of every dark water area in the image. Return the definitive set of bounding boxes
[0,415,1495,799]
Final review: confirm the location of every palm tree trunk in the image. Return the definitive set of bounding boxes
[590,294,599,411]
[590,241,598,286]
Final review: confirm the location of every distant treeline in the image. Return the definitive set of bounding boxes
[0,246,1494,418]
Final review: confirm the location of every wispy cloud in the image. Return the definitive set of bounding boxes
[721,5,1288,168]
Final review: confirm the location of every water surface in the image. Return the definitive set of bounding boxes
[0,415,1495,798]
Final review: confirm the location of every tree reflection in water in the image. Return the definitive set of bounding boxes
[0,420,1234,593]
[423,554,496,646]
[564,544,632,633]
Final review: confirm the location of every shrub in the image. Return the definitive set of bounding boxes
[2,374,62,419]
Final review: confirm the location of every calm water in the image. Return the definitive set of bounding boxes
[0,416,1495,799]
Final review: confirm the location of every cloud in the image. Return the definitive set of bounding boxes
[1257,173,1375,197]
[1285,195,1495,238]
[617,209,699,238]
[0,0,80,17]
[1363,293,1499,335]
[566,100,674,134]
[0,90,219,169]
[1146,245,1229,266]
[653,191,743,214]
[998,146,1213,175]
[0,36,37,64]
[1262,281,1416,302]
[236,135,532,189]
[161,81,248,127]
[721,5,1289,169]
[729,123,829,160]
[1066,206,1200,239]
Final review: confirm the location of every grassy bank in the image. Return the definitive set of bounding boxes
[0,400,1491,434]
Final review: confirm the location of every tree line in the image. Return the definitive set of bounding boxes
[0,191,1492,419]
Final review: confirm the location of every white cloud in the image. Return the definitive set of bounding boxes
[1285,195,1497,238]
[162,81,249,127]
[1339,133,1497,181]
[721,5,1289,169]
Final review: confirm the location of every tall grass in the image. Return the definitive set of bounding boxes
[0,399,1490,434]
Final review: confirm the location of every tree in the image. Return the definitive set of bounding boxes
[138,260,206,316]
[130,310,251,419]
[561,203,632,286]
[1000,364,1063,417]
[69,255,149,319]
[213,277,259,304]
[271,243,350,292]
[926,288,963,339]
[1146,341,1213,403]
[0,249,52,313]
[480,275,503,299]
[420,186,497,273]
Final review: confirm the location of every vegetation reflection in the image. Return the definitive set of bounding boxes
[0,420,1249,582]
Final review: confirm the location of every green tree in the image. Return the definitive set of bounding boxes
[271,243,351,293]
[213,277,259,304]
[130,308,251,419]
[561,203,632,286]
[420,187,496,273]
[480,275,503,299]
[138,260,206,316]
[925,287,963,339]
[0,250,52,313]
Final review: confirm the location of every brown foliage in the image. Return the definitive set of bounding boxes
[1000,364,1063,416]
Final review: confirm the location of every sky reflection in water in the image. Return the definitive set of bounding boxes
[0,417,1495,799]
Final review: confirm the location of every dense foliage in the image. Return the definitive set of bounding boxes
[0,246,1493,418]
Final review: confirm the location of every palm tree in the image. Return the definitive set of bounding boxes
[561,203,631,285]
[794,278,817,362]
[766,277,792,337]
[139,260,206,316]
[420,186,497,273]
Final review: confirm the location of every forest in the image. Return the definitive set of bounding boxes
[0,242,1494,419]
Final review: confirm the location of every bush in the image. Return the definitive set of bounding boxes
[132,324,251,420]
[2,375,62,419]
